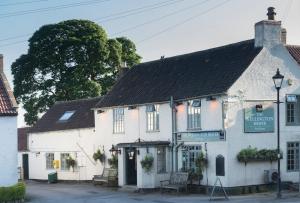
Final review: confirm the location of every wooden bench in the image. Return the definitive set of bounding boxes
[93,168,118,186]
[160,172,189,193]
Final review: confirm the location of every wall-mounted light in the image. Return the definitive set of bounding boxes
[97,109,105,114]
[207,96,217,101]
[255,104,263,112]
[109,144,121,155]
[175,101,183,106]
[128,105,137,110]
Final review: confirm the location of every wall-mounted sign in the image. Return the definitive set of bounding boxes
[244,105,274,133]
[178,131,224,142]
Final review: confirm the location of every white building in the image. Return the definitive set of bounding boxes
[28,97,102,181]
[0,54,18,187]
[93,8,300,189]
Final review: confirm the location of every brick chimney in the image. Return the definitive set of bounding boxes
[0,54,3,72]
[255,7,283,48]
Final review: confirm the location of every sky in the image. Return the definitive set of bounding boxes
[0,0,299,127]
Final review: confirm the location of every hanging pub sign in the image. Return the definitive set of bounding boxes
[244,103,274,133]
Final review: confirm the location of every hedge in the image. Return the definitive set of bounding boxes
[0,182,26,203]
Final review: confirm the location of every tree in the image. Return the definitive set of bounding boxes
[12,19,141,125]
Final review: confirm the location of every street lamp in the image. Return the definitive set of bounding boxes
[272,68,284,199]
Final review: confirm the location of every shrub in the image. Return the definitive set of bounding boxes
[93,149,105,163]
[0,182,26,202]
[140,155,154,173]
[108,154,118,169]
[195,151,208,180]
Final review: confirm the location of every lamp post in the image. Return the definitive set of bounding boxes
[272,69,284,199]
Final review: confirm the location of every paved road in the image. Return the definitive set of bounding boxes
[26,181,300,203]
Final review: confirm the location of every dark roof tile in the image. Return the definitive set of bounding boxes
[96,40,262,108]
[30,97,102,133]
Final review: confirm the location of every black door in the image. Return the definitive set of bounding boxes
[126,148,137,185]
[22,154,29,180]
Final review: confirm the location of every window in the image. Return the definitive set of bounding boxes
[287,142,299,171]
[113,108,124,133]
[46,153,54,169]
[286,95,300,125]
[157,147,166,173]
[181,145,201,172]
[187,100,201,129]
[58,111,75,122]
[146,104,159,131]
[60,153,70,171]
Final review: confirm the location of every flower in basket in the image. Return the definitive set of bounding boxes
[140,155,154,173]
[93,149,105,163]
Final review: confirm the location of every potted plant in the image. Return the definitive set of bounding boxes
[108,154,118,169]
[194,151,208,184]
[93,149,105,163]
[140,154,154,173]
[66,156,76,172]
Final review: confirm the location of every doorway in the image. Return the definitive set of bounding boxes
[125,148,137,185]
[22,154,29,180]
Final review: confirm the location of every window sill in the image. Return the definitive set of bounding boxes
[113,132,125,135]
[286,123,300,126]
[186,128,202,131]
[146,130,160,133]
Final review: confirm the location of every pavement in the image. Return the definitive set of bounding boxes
[26,180,300,203]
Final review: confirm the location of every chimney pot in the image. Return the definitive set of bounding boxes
[267,7,276,20]
[0,54,3,73]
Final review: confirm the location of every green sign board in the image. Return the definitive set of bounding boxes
[244,106,274,133]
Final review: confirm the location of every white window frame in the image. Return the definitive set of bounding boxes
[287,142,299,172]
[60,153,70,171]
[113,108,125,133]
[286,95,300,126]
[146,104,159,132]
[157,147,166,173]
[46,153,54,170]
[187,100,201,130]
[181,145,202,172]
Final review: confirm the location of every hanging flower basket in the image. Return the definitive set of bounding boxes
[66,156,76,171]
[140,155,154,173]
[93,149,105,163]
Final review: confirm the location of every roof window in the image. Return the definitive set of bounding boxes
[58,111,75,122]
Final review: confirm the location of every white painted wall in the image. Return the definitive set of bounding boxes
[0,116,18,186]
[28,128,100,181]
[226,44,300,187]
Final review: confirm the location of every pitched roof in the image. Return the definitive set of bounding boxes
[18,127,30,151]
[96,40,262,108]
[0,55,18,116]
[286,45,300,65]
[30,97,102,133]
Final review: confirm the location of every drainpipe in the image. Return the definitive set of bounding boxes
[170,96,178,172]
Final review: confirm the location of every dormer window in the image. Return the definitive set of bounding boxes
[58,111,75,122]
